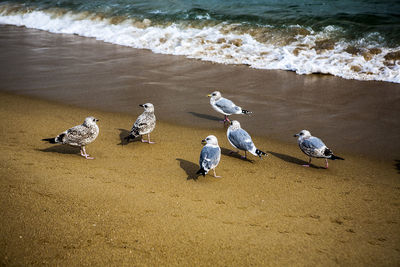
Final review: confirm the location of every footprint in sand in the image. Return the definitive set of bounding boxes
[368,238,386,246]
[330,218,344,225]
[305,232,319,236]
[308,214,321,220]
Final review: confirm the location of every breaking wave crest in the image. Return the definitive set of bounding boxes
[1,3,399,83]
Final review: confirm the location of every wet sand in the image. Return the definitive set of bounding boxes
[0,25,399,161]
[0,92,399,266]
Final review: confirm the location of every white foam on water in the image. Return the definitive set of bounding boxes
[0,6,399,83]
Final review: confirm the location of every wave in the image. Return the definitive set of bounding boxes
[1,4,399,83]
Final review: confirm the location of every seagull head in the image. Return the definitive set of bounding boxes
[83,116,99,127]
[294,130,311,139]
[229,120,241,130]
[201,135,218,146]
[207,91,221,100]
[139,103,154,112]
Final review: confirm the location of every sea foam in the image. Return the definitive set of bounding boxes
[0,5,399,83]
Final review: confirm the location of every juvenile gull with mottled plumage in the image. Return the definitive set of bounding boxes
[294,130,344,168]
[208,91,251,123]
[125,103,156,144]
[42,116,99,159]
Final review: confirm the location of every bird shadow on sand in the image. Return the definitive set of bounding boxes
[188,112,221,122]
[117,128,138,146]
[36,145,79,155]
[395,160,400,174]
[176,158,201,180]
[221,147,254,163]
[268,151,324,169]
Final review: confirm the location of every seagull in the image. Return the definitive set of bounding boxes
[294,130,344,168]
[196,135,221,178]
[125,103,156,144]
[227,120,266,159]
[42,116,99,159]
[208,91,251,123]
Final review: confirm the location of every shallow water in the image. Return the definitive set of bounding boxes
[1,0,399,82]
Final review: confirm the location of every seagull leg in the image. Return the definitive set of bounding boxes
[80,147,85,157]
[302,157,311,167]
[241,151,247,159]
[147,133,155,144]
[220,115,231,123]
[141,134,155,144]
[325,159,329,169]
[81,146,94,160]
[225,115,231,123]
[141,135,148,143]
[213,169,221,178]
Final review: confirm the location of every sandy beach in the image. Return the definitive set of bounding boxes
[0,24,399,266]
[1,92,399,266]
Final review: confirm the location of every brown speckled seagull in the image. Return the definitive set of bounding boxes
[125,103,156,144]
[42,116,99,159]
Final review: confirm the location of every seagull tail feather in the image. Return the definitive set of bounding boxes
[330,154,344,160]
[124,130,140,142]
[255,149,267,158]
[325,148,344,160]
[242,109,252,115]
[196,167,207,177]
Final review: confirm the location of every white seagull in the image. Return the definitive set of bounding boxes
[42,116,99,159]
[208,91,251,123]
[196,135,221,178]
[227,120,266,159]
[125,103,156,144]
[294,130,344,168]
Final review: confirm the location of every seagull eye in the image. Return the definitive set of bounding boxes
[300,132,303,135]
[144,105,148,108]
[92,119,95,122]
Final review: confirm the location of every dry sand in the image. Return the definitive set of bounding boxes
[1,92,399,266]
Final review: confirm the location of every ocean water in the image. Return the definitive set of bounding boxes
[0,0,399,83]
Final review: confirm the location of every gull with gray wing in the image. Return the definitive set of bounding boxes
[196,135,221,178]
[227,120,266,159]
[294,130,344,168]
[208,91,251,123]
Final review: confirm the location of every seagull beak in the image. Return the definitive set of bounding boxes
[207,94,212,97]
[294,134,299,137]
[96,119,99,122]
[139,104,144,107]
[201,139,207,145]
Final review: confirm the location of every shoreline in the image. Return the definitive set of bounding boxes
[1,2,399,83]
[0,25,399,161]
[1,91,399,265]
